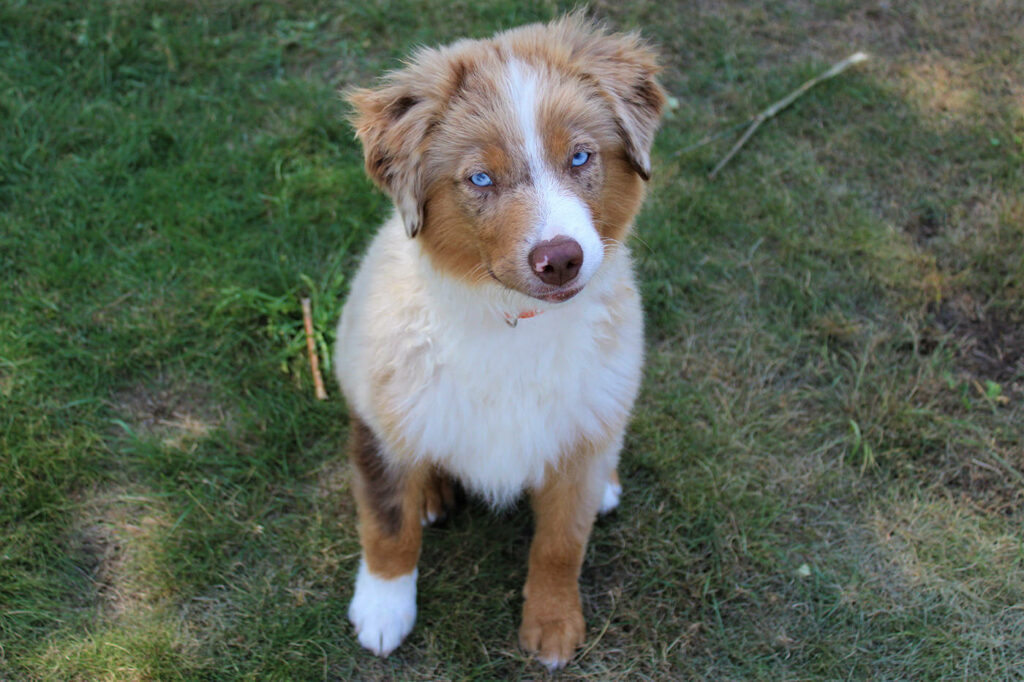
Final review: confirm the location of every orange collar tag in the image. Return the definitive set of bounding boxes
[503,309,542,328]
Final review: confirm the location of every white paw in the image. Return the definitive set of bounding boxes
[348,558,417,656]
[598,480,621,515]
[539,655,567,671]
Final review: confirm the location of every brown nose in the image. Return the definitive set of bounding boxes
[528,236,584,286]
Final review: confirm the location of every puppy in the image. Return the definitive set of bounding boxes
[334,13,664,669]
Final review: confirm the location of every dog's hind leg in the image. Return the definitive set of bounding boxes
[421,466,457,526]
[598,468,623,515]
[346,414,427,657]
[596,435,624,515]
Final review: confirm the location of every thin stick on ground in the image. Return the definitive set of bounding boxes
[707,51,869,180]
[301,297,328,400]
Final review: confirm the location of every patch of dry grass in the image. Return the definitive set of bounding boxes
[111,378,229,452]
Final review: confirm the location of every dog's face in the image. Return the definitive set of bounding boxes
[348,16,664,303]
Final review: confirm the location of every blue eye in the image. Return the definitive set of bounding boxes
[470,172,493,187]
[571,151,590,167]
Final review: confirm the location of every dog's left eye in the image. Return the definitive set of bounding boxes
[470,172,493,187]
[570,151,590,167]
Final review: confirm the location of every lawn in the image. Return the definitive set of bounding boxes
[1,1,1022,679]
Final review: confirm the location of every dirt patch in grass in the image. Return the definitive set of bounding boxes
[178,583,243,654]
[111,376,229,450]
[933,293,1024,387]
[903,205,944,245]
[900,54,979,124]
[66,487,172,618]
[938,449,1024,518]
[910,290,1024,515]
[313,458,350,500]
[69,520,125,611]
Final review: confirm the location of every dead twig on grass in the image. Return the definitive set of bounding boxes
[301,297,328,400]
[707,52,869,180]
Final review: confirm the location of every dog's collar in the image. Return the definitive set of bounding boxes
[503,309,543,328]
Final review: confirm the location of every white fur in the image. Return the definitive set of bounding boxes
[599,480,622,514]
[505,60,604,286]
[335,215,643,507]
[348,558,418,656]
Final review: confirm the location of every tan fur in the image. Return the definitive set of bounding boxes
[520,442,608,664]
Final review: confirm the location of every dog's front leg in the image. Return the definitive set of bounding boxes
[519,454,605,670]
[347,415,427,657]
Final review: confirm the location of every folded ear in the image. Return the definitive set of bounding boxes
[565,18,666,180]
[347,82,433,237]
[604,59,666,181]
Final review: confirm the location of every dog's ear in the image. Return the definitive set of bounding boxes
[347,80,433,238]
[565,17,666,181]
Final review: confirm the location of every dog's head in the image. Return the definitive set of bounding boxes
[347,14,665,304]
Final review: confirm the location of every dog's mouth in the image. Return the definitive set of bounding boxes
[537,286,583,303]
[487,268,584,304]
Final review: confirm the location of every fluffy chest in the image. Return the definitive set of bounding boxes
[380,286,641,505]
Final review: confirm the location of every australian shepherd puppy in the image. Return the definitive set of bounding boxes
[333,13,664,669]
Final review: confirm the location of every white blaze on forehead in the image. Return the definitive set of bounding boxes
[504,60,603,284]
[506,60,545,173]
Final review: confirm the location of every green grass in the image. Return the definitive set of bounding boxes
[2,1,1022,679]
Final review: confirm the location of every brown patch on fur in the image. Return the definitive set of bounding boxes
[348,414,435,578]
[519,443,607,665]
[360,464,428,579]
[387,95,419,120]
[418,182,488,281]
[348,415,403,535]
[593,156,645,245]
[446,57,471,99]
[480,142,520,181]
[543,125,575,162]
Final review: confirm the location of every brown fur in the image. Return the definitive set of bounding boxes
[422,467,457,522]
[520,445,607,663]
[349,415,458,578]
[348,414,425,579]
[348,415,404,536]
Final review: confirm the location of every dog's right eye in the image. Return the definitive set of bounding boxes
[469,172,493,187]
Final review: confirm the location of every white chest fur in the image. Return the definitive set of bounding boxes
[335,217,644,505]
